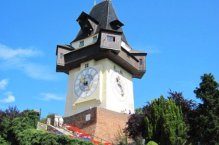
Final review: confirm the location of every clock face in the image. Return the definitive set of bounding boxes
[74,67,99,98]
[111,71,127,101]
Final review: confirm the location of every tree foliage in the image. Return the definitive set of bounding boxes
[168,91,197,143]
[135,107,144,115]
[0,109,40,144]
[16,129,92,145]
[126,96,187,145]
[0,135,9,145]
[125,113,145,140]
[192,73,219,144]
[146,141,158,145]
[5,106,20,119]
[126,73,219,145]
[168,91,196,119]
[0,107,93,145]
[145,96,187,145]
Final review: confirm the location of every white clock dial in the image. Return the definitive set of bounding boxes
[74,67,99,98]
[111,71,127,101]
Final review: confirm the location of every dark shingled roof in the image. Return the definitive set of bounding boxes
[72,0,128,44]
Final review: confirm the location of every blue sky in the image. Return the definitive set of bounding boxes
[0,0,219,117]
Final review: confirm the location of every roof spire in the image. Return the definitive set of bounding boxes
[73,0,128,43]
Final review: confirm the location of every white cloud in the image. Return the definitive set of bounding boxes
[22,63,56,81]
[0,79,8,90]
[0,92,15,103]
[0,43,56,81]
[9,60,56,81]
[40,93,64,101]
[0,43,41,60]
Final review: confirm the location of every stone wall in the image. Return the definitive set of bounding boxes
[95,107,129,143]
[64,107,97,129]
[63,107,129,144]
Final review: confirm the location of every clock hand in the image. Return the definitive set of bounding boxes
[119,84,124,96]
[121,89,124,96]
[116,76,124,96]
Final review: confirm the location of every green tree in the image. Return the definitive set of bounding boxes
[0,107,94,145]
[145,96,187,145]
[17,129,93,145]
[0,135,9,145]
[193,73,219,144]
[168,91,197,143]
[168,91,197,122]
[2,110,40,145]
[0,116,11,140]
[126,96,187,145]
[4,106,20,119]
[135,107,144,115]
[0,106,20,138]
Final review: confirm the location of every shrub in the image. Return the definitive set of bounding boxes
[0,107,93,145]
[0,135,8,145]
[17,129,93,145]
[146,141,158,145]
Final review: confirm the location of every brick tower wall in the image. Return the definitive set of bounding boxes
[63,107,129,144]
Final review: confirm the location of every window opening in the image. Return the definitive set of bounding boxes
[139,59,143,65]
[79,41,84,47]
[85,63,89,68]
[93,36,98,43]
[60,53,64,59]
[107,35,115,42]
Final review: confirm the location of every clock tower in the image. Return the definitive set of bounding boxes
[56,1,146,142]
